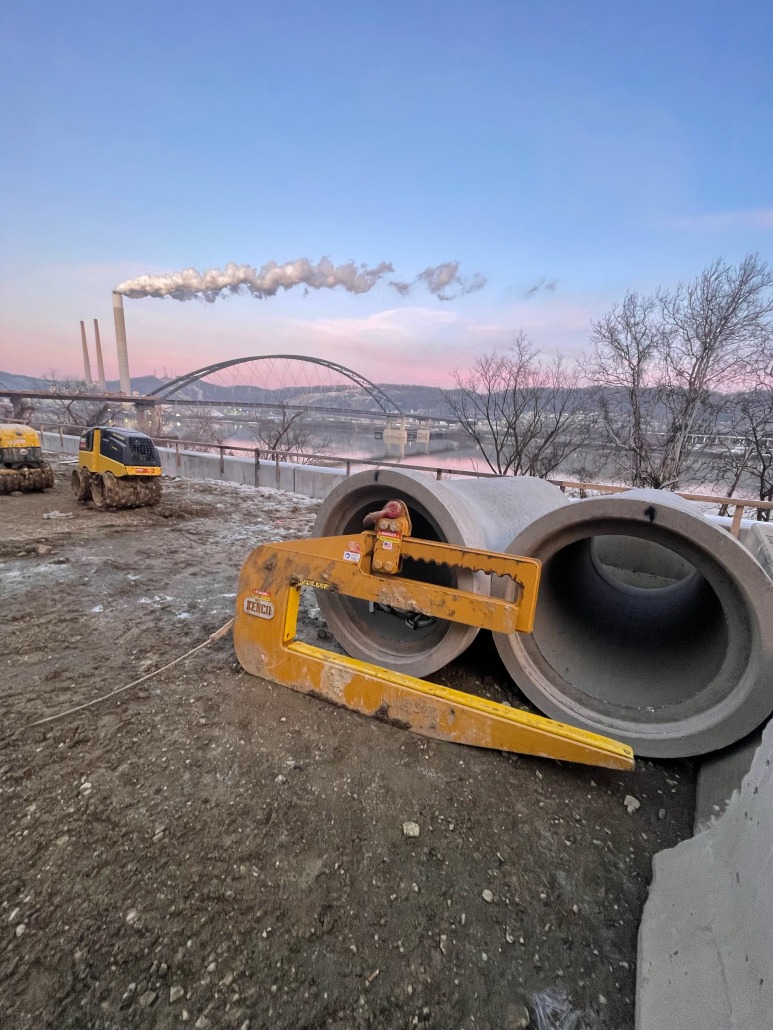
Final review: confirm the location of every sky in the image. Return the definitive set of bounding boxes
[1,0,772,388]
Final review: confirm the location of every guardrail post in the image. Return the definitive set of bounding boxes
[253,449,261,487]
[59,426,64,447]
[436,468,442,480]
[275,452,280,486]
[175,440,180,472]
[219,446,225,476]
[731,504,745,538]
[345,460,351,477]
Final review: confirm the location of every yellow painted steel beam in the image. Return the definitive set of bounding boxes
[233,531,634,771]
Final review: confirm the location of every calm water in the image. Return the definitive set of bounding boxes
[221,423,613,480]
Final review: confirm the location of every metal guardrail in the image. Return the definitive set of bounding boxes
[548,480,773,536]
[33,420,773,536]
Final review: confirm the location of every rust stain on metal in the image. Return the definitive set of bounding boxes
[373,702,411,731]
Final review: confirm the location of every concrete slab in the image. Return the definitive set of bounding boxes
[637,717,773,1029]
[746,522,773,581]
[693,728,764,833]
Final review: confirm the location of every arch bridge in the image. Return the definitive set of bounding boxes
[147,355,403,417]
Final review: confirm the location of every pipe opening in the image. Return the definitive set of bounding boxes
[589,535,696,590]
[335,498,453,654]
[532,532,740,713]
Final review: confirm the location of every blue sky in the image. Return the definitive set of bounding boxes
[1,0,771,385]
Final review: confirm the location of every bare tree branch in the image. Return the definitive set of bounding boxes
[444,331,593,477]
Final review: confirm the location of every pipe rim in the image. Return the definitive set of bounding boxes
[494,495,773,757]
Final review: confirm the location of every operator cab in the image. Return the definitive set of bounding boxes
[80,426,161,468]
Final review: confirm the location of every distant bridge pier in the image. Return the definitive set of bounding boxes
[133,399,162,436]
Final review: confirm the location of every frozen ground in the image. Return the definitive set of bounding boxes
[0,466,695,1030]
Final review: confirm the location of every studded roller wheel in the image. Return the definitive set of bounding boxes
[101,471,123,508]
[41,463,54,489]
[146,478,162,506]
[71,467,92,502]
[91,474,107,510]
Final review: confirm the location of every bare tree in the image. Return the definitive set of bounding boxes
[41,372,111,429]
[717,372,773,518]
[247,405,330,464]
[157,404,230,450]
[586,255,773,489]
[444,333,592,477]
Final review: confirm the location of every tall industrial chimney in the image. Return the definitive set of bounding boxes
[93,318,107,391]
[112,292,132,396]
[80,321,93,384]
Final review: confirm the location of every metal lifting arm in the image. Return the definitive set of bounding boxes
[233,512,634,772]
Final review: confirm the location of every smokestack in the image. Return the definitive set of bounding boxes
[80,321,93,384]
[112,292,132,396]
[93,319,107,391]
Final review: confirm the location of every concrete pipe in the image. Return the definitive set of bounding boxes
[313,469,569,677]
[493,489,773,757]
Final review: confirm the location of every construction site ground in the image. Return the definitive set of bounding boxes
[0,466,695,1030]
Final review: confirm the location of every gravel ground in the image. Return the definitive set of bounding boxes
[0,463,695,1030]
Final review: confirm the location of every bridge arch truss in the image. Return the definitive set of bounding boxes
[149,355,403,416]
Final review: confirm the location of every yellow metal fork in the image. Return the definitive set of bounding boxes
[233,529,634,771]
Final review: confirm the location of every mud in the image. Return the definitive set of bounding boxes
[0,463,695,1029]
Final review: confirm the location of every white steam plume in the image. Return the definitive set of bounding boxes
[389,261,486,301]
[115,257,487,303]
[115,258,394,302]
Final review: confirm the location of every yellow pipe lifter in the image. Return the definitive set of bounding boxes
[233,501,634,771]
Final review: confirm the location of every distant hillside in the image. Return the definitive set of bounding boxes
[0,371,51,391]
[0,371,456,417]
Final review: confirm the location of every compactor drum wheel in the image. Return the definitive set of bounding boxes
[140,478,162,507]
[41,463,54,489]
[71,467,92,502]
[91,473,107,510]
[90,471,161,510]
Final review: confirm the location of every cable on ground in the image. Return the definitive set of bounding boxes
[18,618,234,733]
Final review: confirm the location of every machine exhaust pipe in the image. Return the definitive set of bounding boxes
[312,469,569,678]
[493,489,773,757]
[112,292,132,396]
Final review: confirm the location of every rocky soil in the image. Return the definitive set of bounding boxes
[0,462,695,1030]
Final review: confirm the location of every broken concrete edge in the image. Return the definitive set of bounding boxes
[636,715,773,1030]
[693,727,765,833]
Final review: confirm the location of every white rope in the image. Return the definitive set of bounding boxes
[23,618,234,731]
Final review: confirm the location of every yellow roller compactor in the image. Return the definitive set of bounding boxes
[72,426,162,510]
[0,424,54,493]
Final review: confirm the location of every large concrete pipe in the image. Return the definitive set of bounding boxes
[493,489,773,757]
[313,469,569,678]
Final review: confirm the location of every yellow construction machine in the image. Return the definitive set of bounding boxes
[233,500,634,771]
[0,424,54,494]
[72,426,162,510]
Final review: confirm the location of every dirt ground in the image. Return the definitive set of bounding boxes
[0,461,695,1030]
